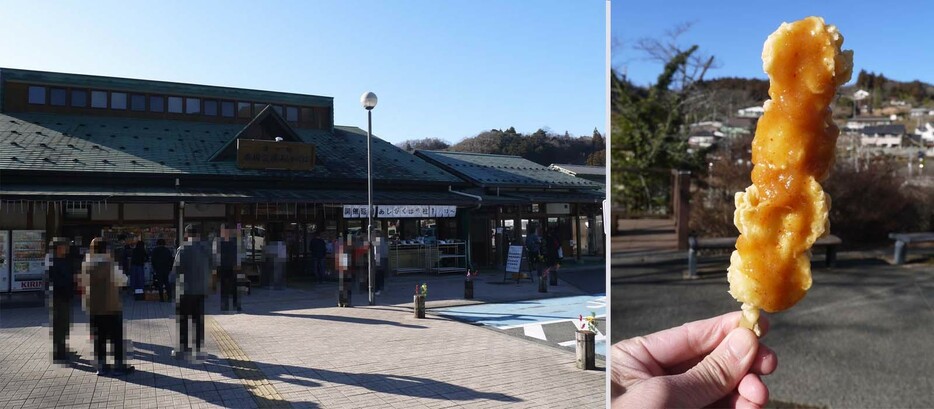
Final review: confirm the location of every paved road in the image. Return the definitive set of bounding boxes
[0,285,605,408]
[436,293,607,358]
[611,251,934,408]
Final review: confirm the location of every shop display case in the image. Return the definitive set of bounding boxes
[432,240,467,274]
[10,230,45,292]
[390,242,430,274]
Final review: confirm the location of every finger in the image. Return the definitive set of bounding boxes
[750,344,777,375]
[630,311,749,370]
[666,327,760,407]
[738,373,769,406]
[734,395,764,409]
[706,393,765,409]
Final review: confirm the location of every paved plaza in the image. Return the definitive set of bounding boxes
[611,247,934,408]
[0,267,606,408]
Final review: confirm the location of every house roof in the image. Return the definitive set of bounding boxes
[414,150,602,189]
[0,112,462,185]
[0,67,332,107]
[860,124,906,136]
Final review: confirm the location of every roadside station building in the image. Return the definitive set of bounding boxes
[415,151,605,268]
[0,68,605,292]
[0,68,481,291]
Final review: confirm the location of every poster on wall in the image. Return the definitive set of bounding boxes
[0,231,9,293]
[11,230,45,292]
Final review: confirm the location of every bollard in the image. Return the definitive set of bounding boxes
[413,294,426,318]
[337,288,352,307]
[575,330,596,370]
[894,240,906,265]
[538,272,548,293]
[464,280,474,299]
[549,268,558,286]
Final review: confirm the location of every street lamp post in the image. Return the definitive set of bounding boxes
[361,92,378,306]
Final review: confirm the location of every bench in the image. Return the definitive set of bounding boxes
[889,232,934,265]
[687,234,842,279]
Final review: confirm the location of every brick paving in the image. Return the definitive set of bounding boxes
[0,270,605,408]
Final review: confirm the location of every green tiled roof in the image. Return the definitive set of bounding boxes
[0,68,332,107]
[0,112,462,185]
[415,150,603,189]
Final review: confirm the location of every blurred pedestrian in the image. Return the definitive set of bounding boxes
[374,229,388,296]
[543,228,562,280]
[525,224,544,276]
[309,232,327,283]
[80,238,134,376]
[150,239,174,302]
[47,237,76,363]
[172,224,213,361]
[130,240,148,300]
[215,225,241,313]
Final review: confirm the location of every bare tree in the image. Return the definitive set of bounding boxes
[633,21,721,92]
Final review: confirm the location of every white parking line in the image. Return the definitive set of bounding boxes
[523,324,547,341]
[498,315,607,330]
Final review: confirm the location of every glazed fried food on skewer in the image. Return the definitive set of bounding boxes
[728,16,853,336]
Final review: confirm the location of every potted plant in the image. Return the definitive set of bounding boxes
[576,312,597,370]
[464,269,478,299]
[413,283,427,318]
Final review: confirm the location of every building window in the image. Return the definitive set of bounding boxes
[272,105,283,116]
[237,102,251,118]
[167,96,183,113]
[300,107,315,127]
[150,95,165,112]
[71,90,88,107]
[253,102,267,114]
[91,90,108,108]
[186,97,201,114]
[221,101,235,118]
[111,92,127,110]
[203,99,217,116]
[49,88,67,106]
[286,106,298,122]
[130,94,146,111]
[27,86,46,104]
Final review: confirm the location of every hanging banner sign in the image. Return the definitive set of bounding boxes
[343,205,457,219]
[342,205,370,219]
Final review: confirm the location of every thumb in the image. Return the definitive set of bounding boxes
[669,327,759,407]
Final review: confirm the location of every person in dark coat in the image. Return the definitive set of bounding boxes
[215,225,241,312]
[309,232,327,283]
[543,228,562,278]
[48,238,76,363]
[130,240,148,300]
[150,239,174,302]
[172,224,214,361]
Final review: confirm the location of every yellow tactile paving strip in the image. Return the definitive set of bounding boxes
[207,316,291,408]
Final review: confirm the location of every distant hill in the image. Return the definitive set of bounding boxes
[396,127,606,167]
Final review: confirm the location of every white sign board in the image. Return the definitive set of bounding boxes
[505,245,524,273]
[345,205,458,219]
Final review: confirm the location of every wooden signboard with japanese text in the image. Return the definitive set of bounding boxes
[237,139,315,171]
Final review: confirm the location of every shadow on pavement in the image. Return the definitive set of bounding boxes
[261,311,427,329]
[91,341,523,406]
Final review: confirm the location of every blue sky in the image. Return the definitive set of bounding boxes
[612,0,933,87]
[0,0,606,145]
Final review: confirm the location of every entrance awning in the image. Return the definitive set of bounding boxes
[0,185,480,206]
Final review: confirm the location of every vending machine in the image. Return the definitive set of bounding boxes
[10,230,46,292]
[0,231,10,293]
